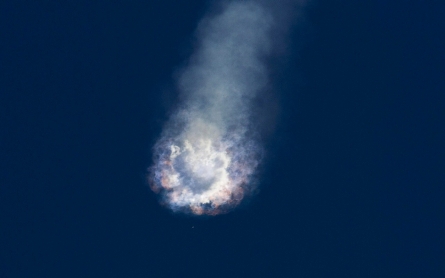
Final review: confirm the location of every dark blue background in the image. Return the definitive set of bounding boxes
[1,1,444,277]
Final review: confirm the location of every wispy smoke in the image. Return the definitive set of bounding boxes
[150,0,302,215]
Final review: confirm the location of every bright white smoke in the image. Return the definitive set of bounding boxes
[150,1,291,215]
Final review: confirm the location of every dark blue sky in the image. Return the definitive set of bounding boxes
[1,1,444,277]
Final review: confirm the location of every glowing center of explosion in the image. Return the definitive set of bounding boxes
[151,120,257,215]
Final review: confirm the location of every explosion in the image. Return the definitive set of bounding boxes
[151,118,260,215]
[149,1,285,215]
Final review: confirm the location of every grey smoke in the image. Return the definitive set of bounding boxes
[150,0,305,215]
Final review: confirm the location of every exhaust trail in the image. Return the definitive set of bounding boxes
[149,0,301,215]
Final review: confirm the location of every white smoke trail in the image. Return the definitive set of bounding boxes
[150,0,300,215]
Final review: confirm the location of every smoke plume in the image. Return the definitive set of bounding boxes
[150,0,302,215]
